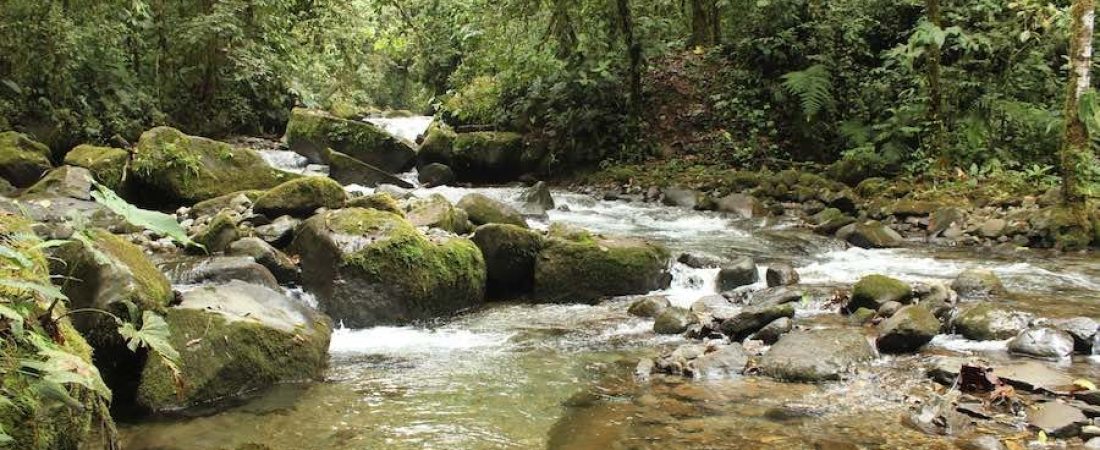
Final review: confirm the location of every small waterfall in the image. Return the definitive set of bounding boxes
[366,116,434,143]
[660,264,720,308]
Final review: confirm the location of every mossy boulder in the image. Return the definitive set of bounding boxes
[417,123,457,167]
[812,208,855,235]
[471,224,545,297]
[951,269,1007,299]
[191,211,241,253]
[533,233,671,304]
[1030,205,1093,250]
[457,193,527,228]
[847,275,911,312]
[285,108,416,173]
[347,192,404,216]
[291,208,487,327]
[252,176,346,218]
[131,127,294,205]
[135,281,332,413]
[953,303,1033,341]
[876,305,940,353]
[418,162,456,188]
[21,165,94,200]
[406,194,472,234]
[447,132,531,182]
[63,145,129,192]
[0,131,52,187]
[326,148,414,188]
[1,215,114,450]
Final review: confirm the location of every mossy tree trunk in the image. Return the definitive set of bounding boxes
[688,0,720,47]
[925,0,945,159]
[1061,0,1095,207]
[616,0,643,126]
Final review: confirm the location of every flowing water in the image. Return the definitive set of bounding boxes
[120,120,1100,449]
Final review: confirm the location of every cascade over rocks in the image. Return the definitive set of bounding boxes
[135,281,332,414]
[285,108,416,173]
[0,131,52,187]
[132,127,294,205]
[291,207,486,327]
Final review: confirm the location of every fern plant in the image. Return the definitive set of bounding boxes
[781,64,834,120]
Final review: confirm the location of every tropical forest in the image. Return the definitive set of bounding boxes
[6,0,1100,448]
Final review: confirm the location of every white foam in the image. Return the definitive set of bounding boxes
[329,326,512,355]
[365,116,434,143]
[928,334,1010,353]
[258,150,310,173]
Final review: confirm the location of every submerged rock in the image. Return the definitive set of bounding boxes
[251,176,346,218]
[285,108,415,173]
[292,208,486,327]
[847,274,911,312]
[533,233,670,304]
[457,193,527,228]
[953,303,1032,341]
[628,295,672,318]
[131,127,294,205]
[136,281,332,413]
[758,328,877,382]
[0,131,52,187]
[1008,328,1074,359]
[951,269,1007,298]
[717,256,759,291]
[876,305,940,353]
[471,224,544,297]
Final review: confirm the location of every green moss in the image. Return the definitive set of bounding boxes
[63,145,129,192]
[533,235,671,304]
[83,229,172,311]
[252,176,346,218]
[132,127,294,205]
[1038,205,1093,251]
[192,211,240,253]
[848,274,911,311]
[285,108,415,173]
[0,131,52,188]
[418,122,456,166]
[137,303,330,412]
[456,193,527,227]
[449,132,526,182]
[406,194,470,234]
[347,192,404,216]
[0,215,114,449]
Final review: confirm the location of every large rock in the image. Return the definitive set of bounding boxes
[661,187,699,209]
[135,281,332,413]
[812,208,856,235]
[521,181,555,215]
[0,131,52,187]
[758,329,877,382]
[847,275,912,312]
[285,108,416,173]
[1,215,110,449]
[654,307,698,335]
[951,269,1007,298]
[406,194,472,234]
[326,148,414,188]
[63,144,129,192]
[448,132,530,182]
[1008,328,1075,359]
[953,303,1032,341]
[457,193,527,227]
[766,263,800,287]
[719,303,795,341]
[928,207,966,237]
[876,306,940,353]
[1052,317,1099,352]
[291,208,487,327]
[843,220,903,248]
[470,224,544,297]
[717,256,759,291]
[533,232,671,304]
[252,176,346,218]
[715,193,763,218]
[21,165,94,200]
[132,127,294,205]
[418,163,455,187]
[1028,402,1088,438]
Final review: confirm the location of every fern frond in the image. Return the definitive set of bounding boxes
[781,64,834,120]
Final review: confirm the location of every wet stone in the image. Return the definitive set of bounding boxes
[628,295,671,318]
[1008,328,1074,360]
[1027,401,1087,438]
[653,307,698,335]
[1051,316,1099,352]
[765,263,800,287]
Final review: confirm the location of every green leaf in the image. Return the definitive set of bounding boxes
[781,64,834,120]
[22,347,111,402]
[0,303,25,338]
[119,311,180,364]
[90,181,200,249]
[0,278,67,301]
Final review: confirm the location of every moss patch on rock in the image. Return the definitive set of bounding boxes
[456,193,527,228]
[252,176,346,218]
[285,108,416,173]
[533,232,671,304]
[291,208,486,327]
[449,132,528,182]
[347,192,404,216]
[847,274,911,312]
[406,194,471,234]
[131,127,294,205]
[0,131,52,187]
[63,145,129,192]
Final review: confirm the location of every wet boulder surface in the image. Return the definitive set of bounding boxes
[757,328,877,382]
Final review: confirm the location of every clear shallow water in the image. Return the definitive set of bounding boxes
[121,178,1100,449]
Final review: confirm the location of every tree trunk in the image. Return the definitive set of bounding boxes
[925,0,945,158]
[689,0,719,47]
[616,0,642,123]
[1061,0,1095,207]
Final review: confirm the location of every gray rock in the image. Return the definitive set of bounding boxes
[750,317,793,344]
[677,252,722,269]
[995,360,1074,393]
[746,286,805,307]
[1008,328,1075,360]
[845,220,903,249]
[765,263,800,287]
[654,307,698,335]
[928,207,965,237]
[951,269,1007,298]
[661,187,698,209]
[717,256,759,291]
[720,303,796,341]
[227,237,300,284]
[876,305,940,353]
[1028,401,1087,438]
[715,193,762,218]
[254,215,300,248]
[628,295,671,318]
[160,256,280,290]
[957,435,1004,450]
[913,281,955,320]
[691,344,749,379]
[979,218,1007,238]
[690,294,739,321]
[758,328,877,382]
[457,193,527,228]
[1051,316,1099,352]
[407,194,473,234]
[953,303,1031,341]
[520,181,555,214]
[418,163,455,187]
[21,166,94,200]
[812,208,855,235]
[877,301,903,318]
